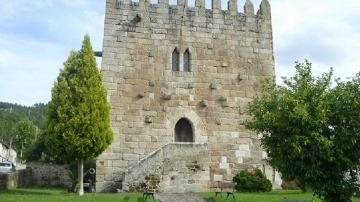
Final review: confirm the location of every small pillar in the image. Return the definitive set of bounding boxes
[229,0,237,15]
[159,0,168,6]
[195,0,205,9]
[139,0,151,7]
[244,0,254,16]
[212,0,221,10]
[178,0,186,7]
[258,0,271,19]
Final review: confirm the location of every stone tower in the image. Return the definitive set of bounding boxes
[97,0,275,192]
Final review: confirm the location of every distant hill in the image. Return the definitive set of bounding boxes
[0,101,47,145]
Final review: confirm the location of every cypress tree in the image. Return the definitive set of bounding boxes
[46,35,113,195]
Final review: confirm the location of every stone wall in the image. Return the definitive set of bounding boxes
[26,162,72,187]
[0,162,71,190]
[0,170,31,190]
[97,0,275,192]
[122,143,209,193]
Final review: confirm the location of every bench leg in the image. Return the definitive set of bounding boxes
[144,193,149,201]
[225,193,229,202]
[151,193,155,202]
[225,193,235,202]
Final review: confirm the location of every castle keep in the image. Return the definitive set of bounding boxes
[97,0,276,192]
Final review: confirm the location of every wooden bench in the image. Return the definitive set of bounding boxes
[214,181,236,202]
[141,182,157,201]
[279,198,314,202]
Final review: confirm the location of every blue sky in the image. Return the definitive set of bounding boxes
[0,0,359,106]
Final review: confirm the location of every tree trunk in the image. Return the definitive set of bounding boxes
[78,159,84,196]
[20,142,23,159]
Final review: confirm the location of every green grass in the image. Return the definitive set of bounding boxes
[199,190,360,202]
[0,188,359,202]
[0,188,143,202]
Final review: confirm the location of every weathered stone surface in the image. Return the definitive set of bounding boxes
[122,143,209,193]
[27,162,72,187]
[0,170,31,190]
[0,162,71,190]
[97,0,278,192]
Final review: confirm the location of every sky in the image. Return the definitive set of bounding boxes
[0,0,359,106]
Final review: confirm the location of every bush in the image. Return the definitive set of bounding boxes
[233,169,272,192]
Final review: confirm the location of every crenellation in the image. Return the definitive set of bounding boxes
[114,0,270,26]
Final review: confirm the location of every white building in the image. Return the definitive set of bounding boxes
[0,141,17,166]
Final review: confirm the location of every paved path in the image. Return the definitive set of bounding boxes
[155,193,213,202]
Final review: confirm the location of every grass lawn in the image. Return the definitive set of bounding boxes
[0,188,359,202]
[199,190,360,202]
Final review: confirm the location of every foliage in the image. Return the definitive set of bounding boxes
[0,102,47,146]
[244,60,360,202]
[45,35,113,195]
[0,102,48,161]
[11,119,38,160]
[233,169,272,192]
[27,130,50,161]
[46,34,113,162]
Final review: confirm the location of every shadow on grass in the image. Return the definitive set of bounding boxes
[136,197,145,202]
[256,190,309,196]
[201,197,216,202]
[119,196,140,201]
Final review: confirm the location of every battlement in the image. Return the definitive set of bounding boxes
[104,0,273,47]
[111,0,271,20]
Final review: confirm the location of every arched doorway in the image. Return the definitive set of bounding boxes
[174,118,194,142]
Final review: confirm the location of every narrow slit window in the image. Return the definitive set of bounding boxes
[172,48,180,71]
[184,49,191,72]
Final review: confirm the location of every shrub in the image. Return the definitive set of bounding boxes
[233,169,272,192]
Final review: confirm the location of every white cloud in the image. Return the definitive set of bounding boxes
[272,0,360,82]
[0,0,53,24]
[0,1,105,106]
[0,33,63,106]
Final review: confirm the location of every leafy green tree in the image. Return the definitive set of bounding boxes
[244,61,360,202]
[46,35,113,196]
[12,119,38,160]
[0,102,48,146]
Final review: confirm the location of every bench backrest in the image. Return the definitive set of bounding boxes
[220,181,235,193]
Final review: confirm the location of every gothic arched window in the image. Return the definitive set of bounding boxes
[183,49,191,72]
[172,48,180,71]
